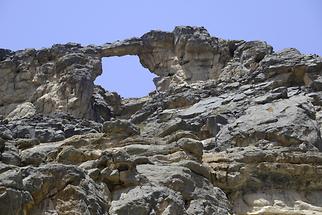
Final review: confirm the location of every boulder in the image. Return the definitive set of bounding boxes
[103,119,139,138]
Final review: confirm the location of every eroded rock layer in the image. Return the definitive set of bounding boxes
[1,26,322,215]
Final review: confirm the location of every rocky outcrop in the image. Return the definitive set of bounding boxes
[1,26,322,214]
[0,26,274,121]
[0,44,103,120]
[100,26,235,91]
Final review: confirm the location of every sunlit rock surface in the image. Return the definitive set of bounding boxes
[1,26,322,214]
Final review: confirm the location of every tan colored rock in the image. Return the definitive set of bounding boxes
[177,138,203,160]
[1,26,320,122]
[56,146,87,165]
[5,102,36,120]
[0,45,102,120]
[204,146,322,214]
[1,26,322,215]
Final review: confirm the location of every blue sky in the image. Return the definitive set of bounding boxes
[1,0,321,97]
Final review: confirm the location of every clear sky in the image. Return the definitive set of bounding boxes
[1,0,321,98]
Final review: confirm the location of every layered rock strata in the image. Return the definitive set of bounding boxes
[1,26,322,215]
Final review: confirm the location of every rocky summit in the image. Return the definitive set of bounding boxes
[1,26,322,215]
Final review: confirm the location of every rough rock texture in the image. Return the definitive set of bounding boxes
[1,26,322,214]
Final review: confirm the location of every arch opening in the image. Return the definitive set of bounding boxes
[95,56,157,98]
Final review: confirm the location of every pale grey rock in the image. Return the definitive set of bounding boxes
[1,26,322,215]
[157,118,188,137]
[177,138,203,160]
[136,164,231,214]
[3,113,102,142]
[56,146,87,165]
[21,149,46,166]
[178,97,224,119]
[99,26,234,92]
[5,102,36,121]
[120,96,150,119]
[176,160,211,180]
[215,95,322,151]
[14,138,39,150]
[0,164,110,215]
[259,48,322,87]
[109,185,186,215]
[204,146,322,214]
[0,44,102,120]
[233,40,273,68]
[2,26,319,123]
[103,119,139,138]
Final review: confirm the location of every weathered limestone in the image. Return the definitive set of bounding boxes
[99,26,235,91]
[0,44,102,120]
[0,26,279,120]
[1,26,322,215]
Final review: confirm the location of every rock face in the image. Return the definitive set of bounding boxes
[1,26,322,215]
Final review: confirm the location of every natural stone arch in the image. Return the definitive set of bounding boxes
[97,26,234,91]
[0,26,275,121]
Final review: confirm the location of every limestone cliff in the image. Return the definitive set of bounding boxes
[1,26,322,215]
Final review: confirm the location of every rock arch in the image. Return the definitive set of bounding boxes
[0,26,274,121]
[97,26,234,91]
